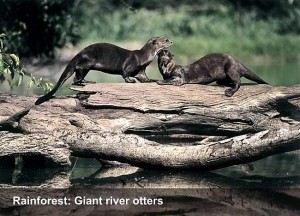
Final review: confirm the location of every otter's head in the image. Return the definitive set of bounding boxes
[157,49,174,64]
[157,49,175,78]
[146,36,173,55]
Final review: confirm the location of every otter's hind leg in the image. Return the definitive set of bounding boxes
[216,79,233,87]
[224,66,241,97]
[122,69,136,83]
[73,60,95,86]
[81,70,96,84]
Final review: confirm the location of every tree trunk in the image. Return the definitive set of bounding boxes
[1,83,300,169]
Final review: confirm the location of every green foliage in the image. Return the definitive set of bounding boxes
[0,0,80,58]
[226,0,300,34]
[1,0,298,59]
[75,1,233,41]
[28,76,54,91]
[75,2,300,62]
[0,33,53,91]
[0,33,22,82]
[75,0,300,38]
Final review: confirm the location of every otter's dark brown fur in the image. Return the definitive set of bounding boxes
[35,37,173,105]
[157,50,267,96]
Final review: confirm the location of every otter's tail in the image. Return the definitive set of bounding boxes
[242,65,268,84]
[35,63,76,105]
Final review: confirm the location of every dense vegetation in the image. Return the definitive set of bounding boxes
[1,0,299,62]
[0,0,79,58]
[74,0,300,63]
[0,34,53,90]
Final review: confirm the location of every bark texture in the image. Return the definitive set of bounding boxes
[1,83,300,169]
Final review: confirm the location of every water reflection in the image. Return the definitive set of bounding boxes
[1,152,299,188]
[0,153,299,214]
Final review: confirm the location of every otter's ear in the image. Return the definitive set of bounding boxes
[152,39,157,45]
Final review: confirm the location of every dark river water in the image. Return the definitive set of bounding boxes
[0,62,299,215]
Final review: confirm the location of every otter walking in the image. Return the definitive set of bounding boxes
[35,37,173,105]
[157,50,267,96]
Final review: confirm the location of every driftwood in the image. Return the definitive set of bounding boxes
[1,83,300,169]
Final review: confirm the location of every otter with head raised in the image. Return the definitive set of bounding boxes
[35,37,173,105]
[157,50,267,97]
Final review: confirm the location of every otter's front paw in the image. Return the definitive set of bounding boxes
[156,80,166,85]
[124,77,136,83]
[225,89,234,97]
[172,81,183,86]
[82,79,96,84]
[72,82,85,86]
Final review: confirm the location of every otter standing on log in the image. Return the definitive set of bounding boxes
[35,37,173,105]
[157,50,268,97]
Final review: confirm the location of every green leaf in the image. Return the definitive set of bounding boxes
[0,59,4,73]
[17,75,23,86]
[45,83,51,91]
[9,54,20,67]
[3,68,9,74]
[31,76,36,82]
[28,79,34,88]
[19,68,25,76]
[8,65,15,79]
[0,33,6,38]
[3,54,12,66]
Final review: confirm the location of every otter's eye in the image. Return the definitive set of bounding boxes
[165,39,169,42]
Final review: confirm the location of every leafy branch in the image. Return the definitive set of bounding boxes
[0,33,53,91]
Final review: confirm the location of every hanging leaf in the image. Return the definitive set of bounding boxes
[17,74,23,86]
[8,65,15,79]
[0,33,53,90]
[3,54,12,66]
[0,56,4,74]
[9,54,20,67]
[19,68,25,76]
[28,79,34,88]
[3,68,9,74]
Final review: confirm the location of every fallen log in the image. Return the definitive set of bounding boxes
[0,83,300,169]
